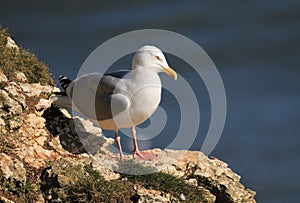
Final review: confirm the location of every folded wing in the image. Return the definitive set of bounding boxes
[66,71,130,121]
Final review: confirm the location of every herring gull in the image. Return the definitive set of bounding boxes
[53,45,177,160]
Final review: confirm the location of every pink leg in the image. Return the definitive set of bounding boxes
[131,127,156,160]
[114,130,123,160]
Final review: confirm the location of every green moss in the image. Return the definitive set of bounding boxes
[41,161,136,202]
[0,26,53,85]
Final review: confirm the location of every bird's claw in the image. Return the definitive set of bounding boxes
[133,151,157,161]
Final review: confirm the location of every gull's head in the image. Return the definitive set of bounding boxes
[132,45,177,80]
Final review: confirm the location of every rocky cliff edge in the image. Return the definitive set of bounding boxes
[0,27,256,203]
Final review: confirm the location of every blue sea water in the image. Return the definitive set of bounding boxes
[1,1,299,202]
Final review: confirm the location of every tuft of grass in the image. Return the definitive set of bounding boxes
[80,165,135,202]
[0,26,53,85]
[23,181,33,192]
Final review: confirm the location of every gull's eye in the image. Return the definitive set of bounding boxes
[155,56,160,60]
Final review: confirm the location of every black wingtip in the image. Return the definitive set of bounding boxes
[59,75,72,91]
[52,91,68,96]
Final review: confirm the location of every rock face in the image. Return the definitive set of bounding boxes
[0,28,256,202]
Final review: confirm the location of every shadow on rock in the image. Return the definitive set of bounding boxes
[42,105,106,155]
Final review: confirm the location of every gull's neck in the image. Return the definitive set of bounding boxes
[129,66,161,85]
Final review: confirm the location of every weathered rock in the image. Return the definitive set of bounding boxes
[15,113,61,169]
[151,150,256,203]
[0,69,8,82]
[0,153,26,183]
[0,89,23,118]
[0,71,256,202]
[6,37,19,50]
[89,149,255,202]
[25,113,46,129]
[3,82,27,110]
[136,187,177,203]
[19,83,53,97]
[41,105,110,156]
[15,72,27,82]
[35,98,52,112]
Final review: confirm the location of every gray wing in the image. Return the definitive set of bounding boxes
[67,73,130,121]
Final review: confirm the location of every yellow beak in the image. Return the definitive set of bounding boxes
[163,67,177,80]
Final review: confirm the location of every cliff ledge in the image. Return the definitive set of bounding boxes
[0,27,256,203]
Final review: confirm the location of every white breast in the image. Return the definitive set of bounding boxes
[98,68,162,130]
[129,85,161,125]
[98,85,161,130]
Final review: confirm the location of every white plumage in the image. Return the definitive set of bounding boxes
[53,45,177,160]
